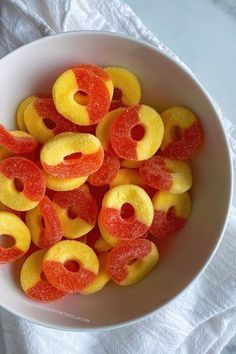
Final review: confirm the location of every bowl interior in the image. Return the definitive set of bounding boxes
[0,32,231,330]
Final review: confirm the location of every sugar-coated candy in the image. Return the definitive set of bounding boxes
[16,95,36,131]
[52,67,110,125]
[107,239,159,285]
[150,191,191,238]
[26,196,63,248]
[0,157,46,211]
[104,67,141,110]
[42,240,99,293]
[160,106,203,159]
[42,169,87,192]
[99,184,154,246]
[96,108,125,154]
[24,97,83,144]
[80,252,110,294]
[52,185,98,238]
[110,168,144,188]
[0,125,38,154]
[20,249,65,302]
[40,132,104,178]
[140,155,192,193]
[110,105,164,160]
[88,152,120,186]
[0,211,31,263]
[86,224,112,253]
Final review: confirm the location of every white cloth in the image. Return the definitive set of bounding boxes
[0,1,236,353]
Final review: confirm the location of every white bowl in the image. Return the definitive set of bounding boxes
[0,31,232,331]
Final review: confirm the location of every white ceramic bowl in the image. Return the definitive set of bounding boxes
[0,31,232,331]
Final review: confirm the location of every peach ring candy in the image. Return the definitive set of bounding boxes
[42,240,99,293]
[96,108,125,154]
[107,238,159,286]
[42,169,87,192]
[0,211,31,264]
[52,67,110,125]
[88,152,120,187]
[86,224,112,253]
[150,191,191,238]
[73,64,113,104]
[140,155,192,193]
[110,105,164,160]
[52,185,98,239]
[20,249,65,302]
[80,252,110,295]
[0,125,38,154]
[24,97,82,144]
[16,95,36,131]
[99,184,154,246]
[160,105,203,160]
[40,132,104,179]
[0,157,46,211]
[104,67,141,109]
[26,196,63,248]
[110,168,144,188]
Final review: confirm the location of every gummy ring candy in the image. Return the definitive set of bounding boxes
[160,106,203,159]
[96,108,125,154]
[52,185,98,239]
[140,155,192,193]
[99,184,154,246]
[0,157,46,211]
[88,152,120,187]
[73,64,113,104]
[80,252,110,295]
[0,125,38,154]
[86,224,112,253]
[40,132,104,179]
[107,239,159,285]
[110,168,144,188]
[52,67,110,125]
[26,196,63,248]
[16,95,36,131]
[104,67,141,109]
[120,159,142,169]
[20,249,65,302]
[42,240,99,293]
[0,211,31,263]
[110,105,164,160]
[150,191,191,238]
[24,97,82,144]
[42,169,87,192]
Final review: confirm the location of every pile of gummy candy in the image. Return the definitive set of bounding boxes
[0,64,203,302]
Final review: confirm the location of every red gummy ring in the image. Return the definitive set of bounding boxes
[107,238,159,285]
[0,124,38,154]
[26,196,63,248]
[88,152,120,187]
[110,105,164,160]
[20,249,65,302]
[52,185,98,238]
[0,157,46,211]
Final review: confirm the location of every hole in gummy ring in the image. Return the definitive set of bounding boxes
[64,152,82,162]
[67,206,79,220]
[127,258,138,266]
[174,126,184,140]
[74,90,90,106]
[120,203,135,219]
[112,88,122,100]
[64,260,80,273]
[43,118,56,130]
[41,272,48,282]
[130,124,145,141]
[0,235,15,248]
[14,178,24,192]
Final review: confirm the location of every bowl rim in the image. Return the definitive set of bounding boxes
[0,30,233,332]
